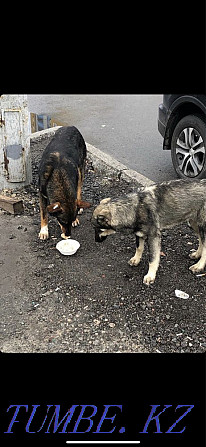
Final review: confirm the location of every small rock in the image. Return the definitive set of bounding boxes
[41,290,52,297]
[93,319,101,326]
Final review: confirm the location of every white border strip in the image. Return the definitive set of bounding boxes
[66,442,140,444]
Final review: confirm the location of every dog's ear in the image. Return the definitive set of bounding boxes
[47,202,62,213]
[100,197,111,205]
[76,199,91,209]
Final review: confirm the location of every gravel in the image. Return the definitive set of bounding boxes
[0,134,205,353]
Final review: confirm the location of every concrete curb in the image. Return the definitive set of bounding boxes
[86,143,154,187]
[30,127,154,187]
[30,126,62,141]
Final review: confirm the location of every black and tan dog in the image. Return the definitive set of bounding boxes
[92,179,206,285]
[38,126,90,240]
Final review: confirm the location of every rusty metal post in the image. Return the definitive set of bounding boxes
[0,95,32,189]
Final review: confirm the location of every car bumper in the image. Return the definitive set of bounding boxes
[158,103,167,138]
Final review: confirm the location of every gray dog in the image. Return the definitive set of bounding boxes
[92,179,206,285]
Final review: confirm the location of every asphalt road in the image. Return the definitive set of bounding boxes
[28,94,176,183]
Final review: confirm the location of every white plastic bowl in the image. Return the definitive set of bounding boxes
[56,239,80,255]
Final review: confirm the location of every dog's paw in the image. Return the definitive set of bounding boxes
[78,208,84,215]
[72,218,80,227]
[61,233,71,240]
[189,261,205,274]
[143,273,155,285]
[39,226,49,240]
[189,250,201,260]
[128,256,140,266]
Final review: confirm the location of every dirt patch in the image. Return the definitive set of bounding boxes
[0,135,205,353]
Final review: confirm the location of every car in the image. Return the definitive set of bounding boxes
[158,94,206,179]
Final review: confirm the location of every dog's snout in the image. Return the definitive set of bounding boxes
[95,228,107,243]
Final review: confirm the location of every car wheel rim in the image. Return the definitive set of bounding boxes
[175,127,205,177]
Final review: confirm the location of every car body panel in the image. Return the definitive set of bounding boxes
[158,94,206,150]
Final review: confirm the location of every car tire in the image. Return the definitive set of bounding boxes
[171,115,206,179]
